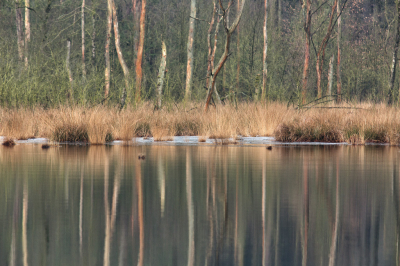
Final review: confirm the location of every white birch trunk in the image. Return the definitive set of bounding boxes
[157,41,167,109]
[185,0,197,100]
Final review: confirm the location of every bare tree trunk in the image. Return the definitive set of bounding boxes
[236,0,240,92]
[104,0,112,99]
[316,0,338,99]
[337,0,342,103]
[208,10,222,104]
[24,0,30,67]
[82,0,86,81]
[66,40,74,99]
[206,2,217,89]
[185,0,197,100]
[301,0,311,105]
[389,0,400,105]
[278,0,281,31]
[261,0,268,101]
[135,0,146,103]
[16,1,24,63]
[204,0,246,112]
[132,0,140,61]
[327,55,334,95]
[157,41,167,109]
[111,0,130,108]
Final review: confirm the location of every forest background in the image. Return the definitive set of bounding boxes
[0,0,397,108]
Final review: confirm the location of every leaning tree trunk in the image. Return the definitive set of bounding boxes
[157,41,167,109]
[389,0,400,105]
[82,0,86,81]
[185,0,197,100]
[301,0,311,105]
[261,0,268,101]
[135,0,146,103]
[24,0,30,68]
[204,0,246,112]
[111,0,130,108]
[15,1,24,63]
[337,0,342,103]
[206,2,216,89]
[316,0,337,99]
[104,0,112,99]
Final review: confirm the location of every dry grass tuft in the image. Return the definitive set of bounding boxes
[2,138,16,147]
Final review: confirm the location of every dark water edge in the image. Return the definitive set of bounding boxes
[0,144,399,266]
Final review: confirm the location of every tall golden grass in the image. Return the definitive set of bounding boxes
[1,102,400,144]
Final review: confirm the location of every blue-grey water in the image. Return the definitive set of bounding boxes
[0,144,399,266]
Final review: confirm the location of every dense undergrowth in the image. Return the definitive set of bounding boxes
[1,102,400,145]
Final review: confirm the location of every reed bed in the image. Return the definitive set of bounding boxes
[1,102,400,145]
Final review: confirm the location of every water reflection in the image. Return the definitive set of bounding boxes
[0,145,400,265]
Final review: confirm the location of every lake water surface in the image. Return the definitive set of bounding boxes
[0,144,399,266]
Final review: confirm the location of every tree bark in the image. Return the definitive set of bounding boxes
[185,0,197,100]
[337,0,342,103]
[261,0,268,101]
[66,40,74,99]
[157,41,167,109]
[111,0,130,108]
[389,0,400,105]
[24,0,30,67]
[204,0,246,112]
[15,1,24,63]
[316,0,338,99]
[327,55,334,95]
[82,0,86,81]
[206,2,217,89]
[92,14,96,63]
[132,0,140,61]
[104,0,112,99]
[236,0,240,92]
[135,0,146,103]
[301,0,311,105]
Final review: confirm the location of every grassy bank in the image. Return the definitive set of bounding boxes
[1,102,400,145]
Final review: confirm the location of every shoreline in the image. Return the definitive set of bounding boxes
[1,136,394,147]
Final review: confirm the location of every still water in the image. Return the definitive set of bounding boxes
[0,144,399,266]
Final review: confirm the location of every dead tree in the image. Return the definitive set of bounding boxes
[157,41,167,109]
[185,0,197,100]
[135,0,146,103]
[204,0,246,112]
